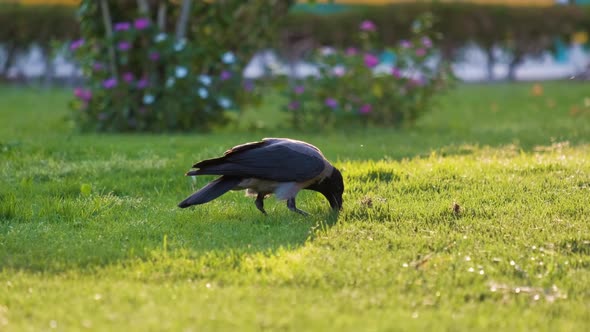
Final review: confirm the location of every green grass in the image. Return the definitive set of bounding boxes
[1,82,589,331]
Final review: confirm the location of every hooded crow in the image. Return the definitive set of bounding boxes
[178,138,344,215]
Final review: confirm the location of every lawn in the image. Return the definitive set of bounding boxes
[0,82,589,331]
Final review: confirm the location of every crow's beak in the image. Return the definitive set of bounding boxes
[328,193,343,211]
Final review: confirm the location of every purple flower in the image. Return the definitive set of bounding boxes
[400,40,412,49]
[134,18,150,30]
[364,53,379,68]
[391,67,402,78]
[294,85,305,95]
[118,41,131,51]
[92,62,104,71]
[136,78,149,89]
[345,47,358,56]
[149,51,160,61]
[324,98,338,109]
[102,78,117,89]
[288,100,300,111]
[70,39,84,51]
[243,80,254,92]
[122,72,134,83]
[415,48,427,57]
[138,107,147,114]
[74,87,92,101]
[114,22,131,31]
[220,70,232,81]
[359,104,372,114]
[422,37,433,48]
[360,20,376,32]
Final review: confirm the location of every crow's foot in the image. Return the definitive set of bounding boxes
[255,193,267,215]
[287,198,309,216]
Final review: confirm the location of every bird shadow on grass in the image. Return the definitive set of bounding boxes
[0,191,340,274]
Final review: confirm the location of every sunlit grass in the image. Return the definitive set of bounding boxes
[0,82,589,331]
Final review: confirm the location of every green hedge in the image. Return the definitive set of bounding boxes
[285,3,590,48]
[3,2,589,52]
[0,4,78,47]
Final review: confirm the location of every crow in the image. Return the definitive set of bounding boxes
[178,138,344,215]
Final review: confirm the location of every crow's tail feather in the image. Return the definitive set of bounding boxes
[178,176,242,208]
[185,170,200,176]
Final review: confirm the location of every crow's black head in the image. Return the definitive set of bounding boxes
[307,167,344,211]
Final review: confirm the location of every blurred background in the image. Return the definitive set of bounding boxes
[1,0,589,86]
[1,0,589,133]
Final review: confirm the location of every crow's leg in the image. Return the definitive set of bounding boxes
[255,193,267,215]
[287,197,309,216]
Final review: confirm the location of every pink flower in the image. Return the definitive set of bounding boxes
[364,53,379,68]
[122,72,134,83]
[288,100,300,110]
[70,39,84,51]
[324,98,338,109]
[114,22,131,31]
[360,20,376,32]
[391,67,402,78]
[408,78,424,88]
[149,51,160,61]
[294,85,305,95]
[415,48,427,57]
[118,41,131,51]
[74,87,92,101]
[345,47,358,56]
[359,104,372,114]
[400,40,412,49]
[134,18,150,30]
[333,66,346,77]
[73,87,83,98]
[83,90,92,101]
[422,37,433,48]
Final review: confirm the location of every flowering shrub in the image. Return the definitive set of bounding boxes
[70,0,292,132]
[284,13,454,129]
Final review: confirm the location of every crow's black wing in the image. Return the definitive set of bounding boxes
[192,139,268,169]
[190,139,325,182]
